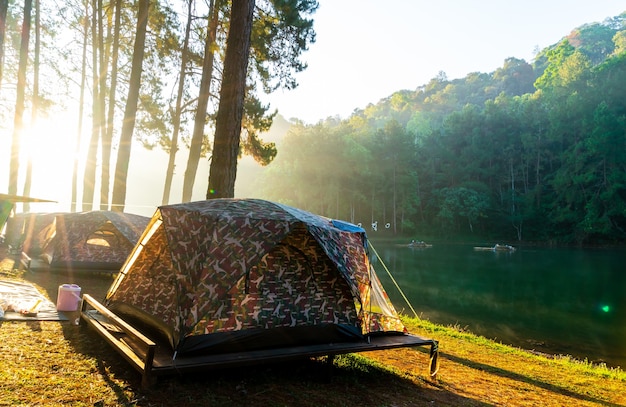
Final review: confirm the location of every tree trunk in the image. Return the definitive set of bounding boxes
[23,0,40,212]
[182,0,219,202]
[9,0,32,196]
[0,0,8,94]
[72,0,89,213]
[111,0,150,212]
[82,0,101,211]
[102,0,121,206]
[207,0,255,199]
[162,0,194,205]
[98,0,110,210]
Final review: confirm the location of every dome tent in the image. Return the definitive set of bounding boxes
[105,198,408,355]
[41,211,150,271]
[10,212,57,257]
[0,193,56,250]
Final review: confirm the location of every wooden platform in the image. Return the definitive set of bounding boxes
[22,255,119,274]
[80,294,439,388]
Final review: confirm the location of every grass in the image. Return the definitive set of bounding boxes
[1,253,625,406]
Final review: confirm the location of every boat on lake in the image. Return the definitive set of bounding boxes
[407,240,433,248]
[474,244,515,252]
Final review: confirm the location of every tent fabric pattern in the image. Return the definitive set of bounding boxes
[9,212,58,256]
[106,199,406,355]
[43,211,149,270]
[107,215,180,339]
[0,194,56,243]
[189,225,357,335]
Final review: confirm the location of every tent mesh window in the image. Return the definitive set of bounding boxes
[86,229,118,248]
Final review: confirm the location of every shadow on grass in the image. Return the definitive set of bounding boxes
[19,267,486,406]
[20,266,486,406]
[440,352,621,407]
[61,323,493,407]
[25,267,136,406]
[23,265,115,305]
[61,320,139,406]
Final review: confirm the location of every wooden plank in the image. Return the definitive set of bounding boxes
[81,295,439,384]
[82,294,155,348]
[81,312,146,373]
[80,294,157,388]
[20,251,31,269]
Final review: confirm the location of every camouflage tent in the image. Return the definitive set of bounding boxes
[41,211,150,271]
[105,199,407,356]
[9,212,57,256]
[0,193,55,246]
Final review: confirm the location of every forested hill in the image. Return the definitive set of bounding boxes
[257,12,626,245]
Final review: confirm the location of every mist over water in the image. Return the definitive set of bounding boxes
[371,241,626,369]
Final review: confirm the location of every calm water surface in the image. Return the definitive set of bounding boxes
[370,241,626,369]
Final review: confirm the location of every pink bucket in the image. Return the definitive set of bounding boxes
[56,284,82,311]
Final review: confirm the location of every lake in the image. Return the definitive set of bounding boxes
[369,240,626,369]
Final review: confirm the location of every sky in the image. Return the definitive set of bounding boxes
[262,1,626,124]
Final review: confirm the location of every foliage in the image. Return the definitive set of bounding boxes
[251,0,318,93]
[261,16,626,244]
[1,0,319,208]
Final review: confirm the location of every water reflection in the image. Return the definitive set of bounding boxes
[370,241,626,368]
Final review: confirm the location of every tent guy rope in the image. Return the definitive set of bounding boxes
[368,241,419,319]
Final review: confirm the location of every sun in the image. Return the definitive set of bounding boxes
[16,111,81,207]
